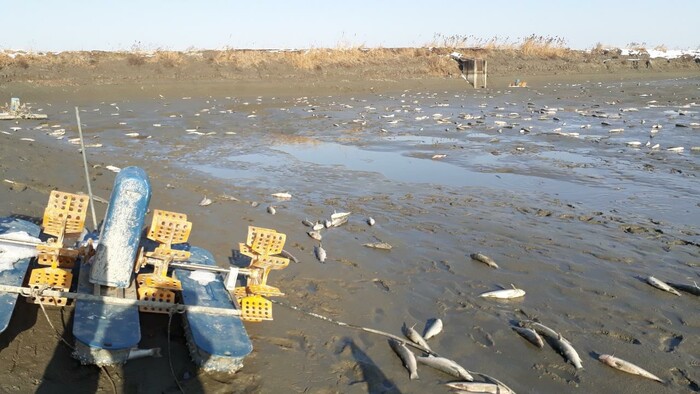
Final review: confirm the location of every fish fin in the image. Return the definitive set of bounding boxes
[510,283,516,290]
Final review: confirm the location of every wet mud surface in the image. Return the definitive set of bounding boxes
[0,76,699,393]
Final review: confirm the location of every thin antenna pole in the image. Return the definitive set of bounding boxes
[75,107,98,229]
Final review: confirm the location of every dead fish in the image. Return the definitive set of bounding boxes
[271,192,292,200]
[388,339,418,380]
[555,334,583,369]
[315,243,327,263]
[330,211,351,227]
[105,165,121,173]
[667,146,684,152]
[250,201,259,207]
[312,222,325,231]
[598,354,663,383]
[422,318,443,340]
[324,219,332,228]
[127,347,162,361]
[367,217,376,226]
[199,196,212,206]
[525,321,582,369]
[416,355,473,381]
[301,219,314,227]
[307,230,322,241]
[363,242,392,250]
[280,249,300,263]
[479,284,525,299]
[402,323,431,351]
[511,326,544,348]
[666,281,700,296]
[647,276,681,296]
[470,253,499,269]
[267,206,276,215]
[445,381,513,394]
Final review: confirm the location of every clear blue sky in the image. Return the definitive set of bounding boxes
[3,0,698,51]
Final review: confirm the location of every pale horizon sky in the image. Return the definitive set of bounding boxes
[3,1,698,52]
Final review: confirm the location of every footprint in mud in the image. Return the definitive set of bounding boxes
[671,368,700,392]
[661,334,683,352]
[595,330,641,345]
[372,278,390,292]
[469,326,495,348]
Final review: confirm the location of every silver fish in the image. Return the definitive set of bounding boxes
[127,347,162,360]
[556,334,583,369]
[525,321,582,369]
[315,243,327,263]
[422,318,443,340]
[267,206,276,215]
[301,219,314,227]
[271,192,292,200]
[307,230,322,241]
[312,222,325,231]
[470,253,499,269]
[598,354,663,382]
[647,276,681,296]
[511,326,544,348]
[666,281,700,296]
[416,355,473,381]
[479,285,525,299]
[363,242,393,250]
[446,381,513,394]
[367,217,376,226]
[198,196,212,206]
[388,339,418,380]
[330,211,351,227]
[402,323,431,351]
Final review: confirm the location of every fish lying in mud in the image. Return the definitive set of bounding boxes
[330,211,351,227]
[416,355,473,381]
[511,326,544,348]
[423,318,443,340]
[598,354,664,383]
[367,217,376,226]
[307,230,322,241]
[363,242,393,250]
[470,253,499,269]
[402,323,431,351]
[280,249,300,264]
[267,206,276,215]
[301,219,314,227]
[445,381,514,394]
[646,276,681,296]
[525,321,582,369]
[479,285,525,299]
[198,196,212,206]
[315,243,327,263]
[312,222,325,231]
[388,339,418,380]
[271,192,292,200]
[666,281,700,296]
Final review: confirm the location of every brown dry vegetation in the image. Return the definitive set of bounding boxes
[0,36,697,87]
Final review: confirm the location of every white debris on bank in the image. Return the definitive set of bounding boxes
[0,231,40,272]
[618,48,700,60]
